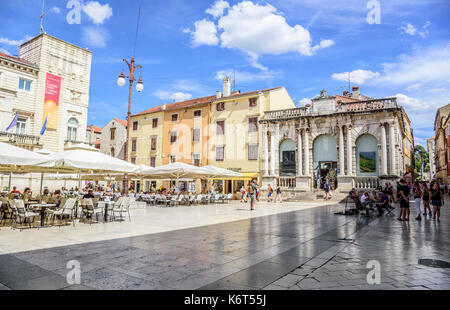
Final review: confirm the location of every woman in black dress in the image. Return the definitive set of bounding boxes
[431,182,444,222]
[421,182,432,216]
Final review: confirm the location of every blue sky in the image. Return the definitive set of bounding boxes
[1,0,449,146]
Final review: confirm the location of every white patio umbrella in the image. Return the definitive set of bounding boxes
[201,165,242,193]
[140,162,211,179]
[0,142,55,192]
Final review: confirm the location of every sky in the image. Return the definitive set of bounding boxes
[0,0,449,147]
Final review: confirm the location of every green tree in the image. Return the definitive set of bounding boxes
[414,145,429,179]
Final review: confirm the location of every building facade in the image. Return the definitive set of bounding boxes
[427,137,436,180]
[0,53,40,150]
[260,88,413,197]
[434,104,450,183]
[208,78,295,193]
[86,125,102,146]
[17,33,92,151]
[100,118,127,160]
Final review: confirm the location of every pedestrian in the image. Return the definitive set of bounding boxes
[267,184,273,202]
[240,186,247,203]
[386,182,395,204]
[323,177,330,200]
[431,181,444,222]
[413,182,422,221]
[397,179,410,221]
[275,184,282,203]
[421,182,432,216]
[247,179,258,211]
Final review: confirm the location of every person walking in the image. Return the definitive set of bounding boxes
[413,182,422,221]
[323,177,331,200]
[267,184,273,202]
[431,181,444,222]
[248,179,258,211]
[397,179,410,221]
[275,184,282,203]
[421,182,432,216]
[240,186,247,203]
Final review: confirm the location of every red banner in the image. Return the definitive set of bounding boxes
[43,73,62,130]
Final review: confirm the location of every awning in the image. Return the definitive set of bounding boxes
[213,172,259,181]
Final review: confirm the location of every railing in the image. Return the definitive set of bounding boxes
[264,107,312,120]
[263,97,398,120]
[277,177,296,189]
[337,98,397,113]
[355,177,380,189]
[0,131,40,149]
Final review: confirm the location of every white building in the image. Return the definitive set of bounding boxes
[0,33,92,152]
[260,87,414,197]
[100,118,128,160]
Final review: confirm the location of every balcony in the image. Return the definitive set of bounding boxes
[0,131,41,150]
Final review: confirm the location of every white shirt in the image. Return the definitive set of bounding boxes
[361,195,369,204]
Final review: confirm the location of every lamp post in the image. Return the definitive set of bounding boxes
[117,57,144,196]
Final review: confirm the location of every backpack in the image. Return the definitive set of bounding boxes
[247,184,254,195]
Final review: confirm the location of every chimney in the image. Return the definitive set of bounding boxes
[343,90,349,97]
[216,91,222,99]
[223,77,231,97]
[162,104,167,110]
[352,86,360,98]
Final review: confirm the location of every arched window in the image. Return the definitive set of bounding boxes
[356,134,378,176]
[67,118,78,142]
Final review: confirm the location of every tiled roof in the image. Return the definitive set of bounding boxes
[0,52,38,68]
[132,87,283,117]
[91,126,102,133]
[114,118,128,127]
[133,95,217,117]
[334,95,360,104]
[93,139,101,145]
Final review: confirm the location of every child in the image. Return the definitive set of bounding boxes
[267,184,273,202]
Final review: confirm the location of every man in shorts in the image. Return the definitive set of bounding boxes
[248,179,258,211]
[397,179,410,221]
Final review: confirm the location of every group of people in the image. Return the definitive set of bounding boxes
[355,179,446,222]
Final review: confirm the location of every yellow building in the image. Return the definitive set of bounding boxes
[399,108,414,180]
[209,78,296,194]
[128,107,165,191]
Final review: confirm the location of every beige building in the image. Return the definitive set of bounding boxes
[427,137,436,180]
[434,104,450,183]
[209,78,296,193]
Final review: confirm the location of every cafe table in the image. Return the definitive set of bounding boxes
[31,204,57,227]
[96,201,113,222]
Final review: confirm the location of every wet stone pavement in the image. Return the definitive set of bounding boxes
[0,200,449,290]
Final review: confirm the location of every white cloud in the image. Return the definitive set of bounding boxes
[312,39,335,53]
[186,1,333,58]
[206,0,230,18]
[186,19,219,47]
[400,21,431,37]
[154,90,192,102]
[215,68,278,83]
[395,93,428,111]
[51,6,61,14]
[0,35,32,46]
[400,23,416,36]
[82,26,109,48]
[297,98,312,107]
[332,69,380,85]
[82,1,113,25]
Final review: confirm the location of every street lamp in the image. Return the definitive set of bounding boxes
[117,57,143,196]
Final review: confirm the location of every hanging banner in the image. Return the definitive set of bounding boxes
[43,73,62,130]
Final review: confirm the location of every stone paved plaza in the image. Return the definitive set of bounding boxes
[0,200,449,290]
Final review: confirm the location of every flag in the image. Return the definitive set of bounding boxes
[40,116,47,135]
[6,112,18,131]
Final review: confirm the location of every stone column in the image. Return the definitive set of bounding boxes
[347,125,352,175]
[389,122,396,175]
[380,123,388,175]
[274,123,280,175]
[297,129,303,176]
[339,125,345,176]
[263,124,269,176]
[304,129,310,176]
[270,127,276,176]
